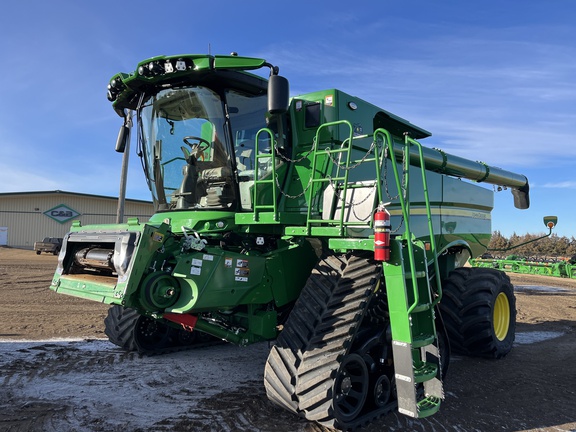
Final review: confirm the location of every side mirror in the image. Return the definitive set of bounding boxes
[115,125,130,153]
[268,74,289,115]
[543,216,558,230]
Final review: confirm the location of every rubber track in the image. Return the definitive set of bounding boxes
[264,253,396,430]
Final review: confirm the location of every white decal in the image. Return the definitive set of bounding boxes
[190,266,202,276]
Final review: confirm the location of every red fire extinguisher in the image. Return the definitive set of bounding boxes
[374,204,391,261]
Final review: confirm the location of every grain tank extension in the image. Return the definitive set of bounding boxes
[50,54,529,430]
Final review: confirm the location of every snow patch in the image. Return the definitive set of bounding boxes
[514,331,565,345]
[515,285,569,293]
[0,339,276,431]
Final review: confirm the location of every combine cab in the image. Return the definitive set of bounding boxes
[51,53,530,430]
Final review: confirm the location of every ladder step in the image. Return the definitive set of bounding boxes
[413,362,438,383]
[412,302,432,313]
[405,270,427,279]
[417,396,442,418]
[412,334,435,348]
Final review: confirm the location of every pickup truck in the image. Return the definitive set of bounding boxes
[33,237,63,255]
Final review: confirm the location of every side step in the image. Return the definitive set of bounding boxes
[392,340,442,418]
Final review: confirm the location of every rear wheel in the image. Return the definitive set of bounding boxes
[439,267,516,359]
[104,305,219,354]
[105,305,175,353]
[104,305,140,352]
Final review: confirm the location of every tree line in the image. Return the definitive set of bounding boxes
[487,231,576,260]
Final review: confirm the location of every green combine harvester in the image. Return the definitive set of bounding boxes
[50,53,532,430]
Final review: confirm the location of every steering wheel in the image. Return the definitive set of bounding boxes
[183,136,211,153]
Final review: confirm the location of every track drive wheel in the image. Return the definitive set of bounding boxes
[439,267,516,359]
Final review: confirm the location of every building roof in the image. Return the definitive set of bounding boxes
[0,190,152,204]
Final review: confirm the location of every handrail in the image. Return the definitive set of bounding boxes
[404,135,442,307]
[375,128,442,312]
[305,121,383,234]
[252,128,278,221]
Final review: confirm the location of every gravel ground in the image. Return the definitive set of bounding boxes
[1,247,575,432]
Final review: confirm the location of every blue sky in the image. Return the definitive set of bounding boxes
[1,1,575,237]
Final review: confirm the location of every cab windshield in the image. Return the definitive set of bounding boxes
[139,86,235,210]
[138,85,274,212]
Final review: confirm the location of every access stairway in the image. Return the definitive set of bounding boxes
[258,123,445,420]
[380,130,444,417]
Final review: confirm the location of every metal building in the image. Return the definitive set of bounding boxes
[0,191,153,249]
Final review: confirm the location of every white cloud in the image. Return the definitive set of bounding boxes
[541,181,576,189]
[0,164,61,192]
[259,26,576,171]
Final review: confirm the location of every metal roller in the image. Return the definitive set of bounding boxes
[74,247,115,271]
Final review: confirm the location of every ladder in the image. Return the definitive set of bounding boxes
[242,121,383,236]
[251,128,279,222]
[377,129,444,418]
[288,120,383,237]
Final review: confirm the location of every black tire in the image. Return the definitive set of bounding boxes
[104,305,174,353]
[439,267,516,359]
[104,305,140,352]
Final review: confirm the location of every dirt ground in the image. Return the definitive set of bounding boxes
[0,247,575,432]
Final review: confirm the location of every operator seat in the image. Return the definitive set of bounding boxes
[174,148,199,209]
[235,139,254,172]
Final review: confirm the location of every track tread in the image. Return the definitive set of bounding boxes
[265,252,395,430]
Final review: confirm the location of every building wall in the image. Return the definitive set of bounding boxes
[0,191,154,249]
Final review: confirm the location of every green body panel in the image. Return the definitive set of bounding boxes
[52,217,316,305]
[148,211,237,235]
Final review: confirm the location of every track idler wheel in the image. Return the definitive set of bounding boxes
[372,374,392,408]
[133,314,174,351]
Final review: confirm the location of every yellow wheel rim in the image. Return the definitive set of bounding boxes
[493,292,510,341]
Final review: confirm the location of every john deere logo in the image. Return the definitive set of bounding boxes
[44,204,81,224]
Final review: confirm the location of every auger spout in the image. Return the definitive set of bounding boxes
[386,137,530,209]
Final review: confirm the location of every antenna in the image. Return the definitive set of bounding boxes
[208,43,211,55]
